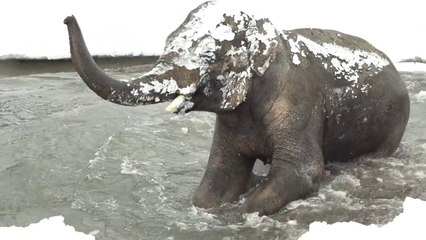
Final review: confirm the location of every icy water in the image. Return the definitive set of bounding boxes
[0,64,425,240]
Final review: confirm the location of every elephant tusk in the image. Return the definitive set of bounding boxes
[165,95,186,112]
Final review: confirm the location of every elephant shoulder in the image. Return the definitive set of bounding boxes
[281,28,392,85]
[283,28,389,59]
[289,28,381,54]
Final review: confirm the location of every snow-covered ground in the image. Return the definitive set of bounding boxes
[1,0,425,62]
[395,62,426,72]
[0,216,95,240]
[300,198,426,240]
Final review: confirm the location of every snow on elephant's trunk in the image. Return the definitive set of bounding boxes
[64,16,197,112]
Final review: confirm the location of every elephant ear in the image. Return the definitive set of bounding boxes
[246,18,281,76]
[195,43,252,111]
[189,12,281,112]
[207,18,281,111]
[194,15,254,111]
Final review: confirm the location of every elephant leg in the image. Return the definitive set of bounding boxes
[193,143,255,208]
[242,135,324,215]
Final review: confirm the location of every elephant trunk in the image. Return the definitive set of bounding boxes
[64,15,193,106]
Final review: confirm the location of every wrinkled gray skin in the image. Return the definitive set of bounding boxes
[64,1,409,215]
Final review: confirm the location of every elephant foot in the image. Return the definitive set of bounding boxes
[193,172,250,209]
[192,148,256,209]
[192,186,222,209]
[242,167,314,215]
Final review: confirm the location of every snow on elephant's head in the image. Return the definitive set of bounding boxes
[148,1,282,110]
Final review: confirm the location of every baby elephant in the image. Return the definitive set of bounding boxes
[64,1,409,215]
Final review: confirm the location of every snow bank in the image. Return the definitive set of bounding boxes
[395,62,426,72]
[0,216,95,240]
[413,91,426,103]
[299,197,426,240]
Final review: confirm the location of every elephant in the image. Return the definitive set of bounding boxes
[64,1,409,215]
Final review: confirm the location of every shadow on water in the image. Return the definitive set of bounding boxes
[0,60,425,239]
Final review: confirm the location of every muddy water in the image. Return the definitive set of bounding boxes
[0,65,425,240]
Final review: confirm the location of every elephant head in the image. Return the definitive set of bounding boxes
[64,1,282,113]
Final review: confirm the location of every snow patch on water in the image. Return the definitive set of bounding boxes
[0,216,96,240]
[299,197,426,240]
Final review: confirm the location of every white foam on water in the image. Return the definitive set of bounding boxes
[175,200,295,232]
[0,216,96,240]
[331,174,361,189]
[120,155,146,176]
[88,136,113,168]
[181,127,189,134]
[120,156,167,203]
[172,206,220,232]
[242,212,286,230]
[286,173,364,212]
